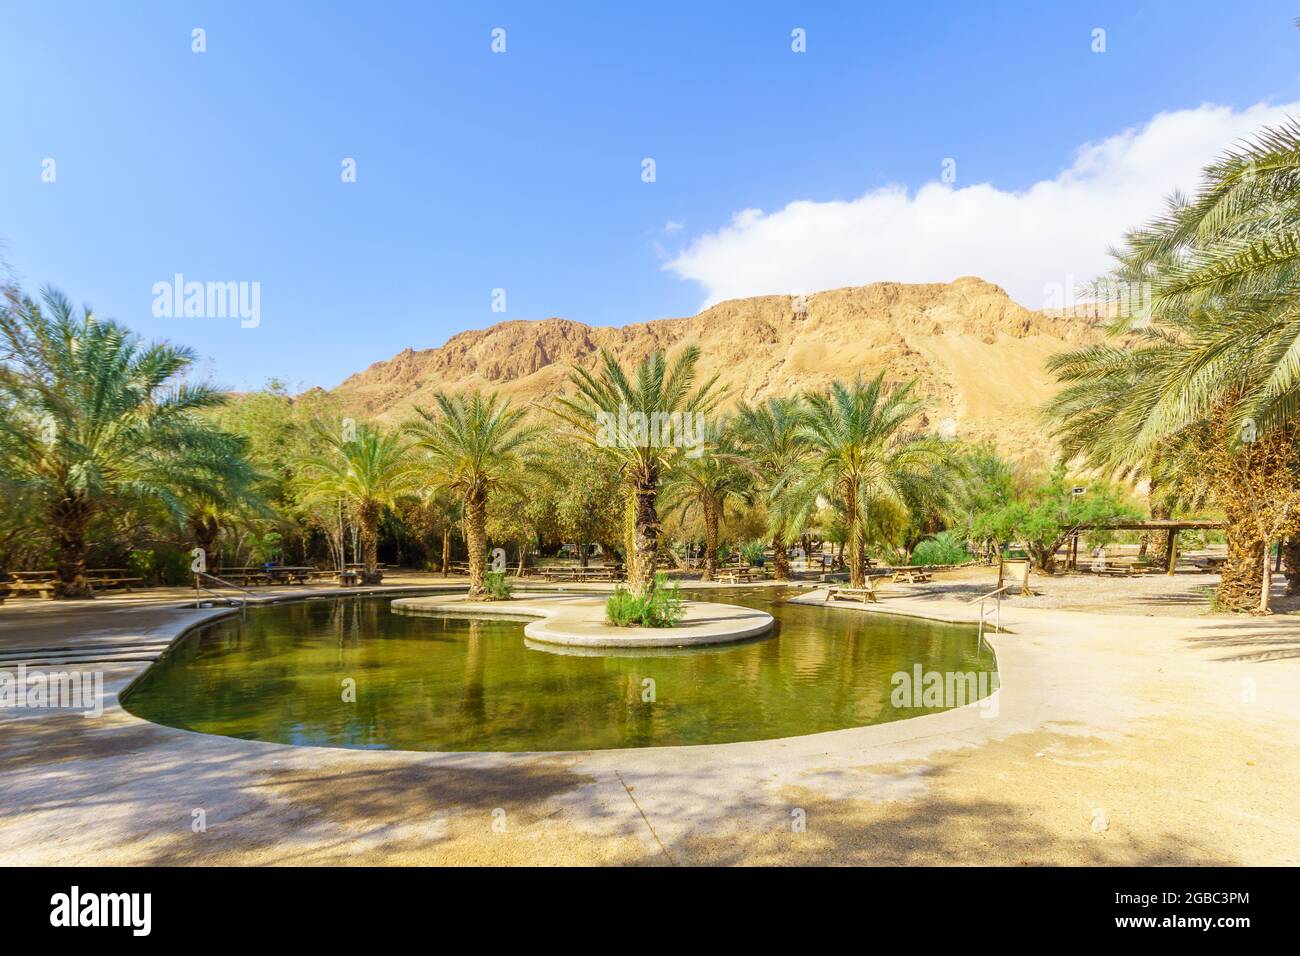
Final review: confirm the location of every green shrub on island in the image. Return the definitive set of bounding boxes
[605,573,685,628]
[484,571,513,600]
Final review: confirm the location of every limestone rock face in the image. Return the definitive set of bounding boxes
[332,278,1103,469]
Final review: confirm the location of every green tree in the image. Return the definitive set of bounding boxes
[298,422,419,584]
[775,374,950,588]
[1047,120,1300,608]
[973,470,1140,573]
[734,396,808,580]
[550,439,625,566]
[661,420,752,581]
[0,287,254,598]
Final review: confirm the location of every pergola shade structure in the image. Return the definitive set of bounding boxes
[1067,520,1226,575]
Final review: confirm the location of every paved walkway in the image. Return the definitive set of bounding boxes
[2,576,1297,865]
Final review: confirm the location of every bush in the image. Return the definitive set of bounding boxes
[911,531,971,567]
[739,540,766,567]
[605,573,685,628]
[127,548,158,586]
[484,570,513,600]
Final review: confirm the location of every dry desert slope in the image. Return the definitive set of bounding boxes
[332,277,1104,468]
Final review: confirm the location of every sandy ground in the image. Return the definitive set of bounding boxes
[1,569,1297,866]
[902,563,1298,618]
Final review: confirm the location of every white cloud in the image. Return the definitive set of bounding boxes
[666,101,1300,310]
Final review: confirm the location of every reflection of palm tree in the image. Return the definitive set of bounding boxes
[458,618,487,725]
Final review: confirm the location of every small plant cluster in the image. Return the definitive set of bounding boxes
[483,570,513,600]
[738,540,766,566]
[605,573,685,628]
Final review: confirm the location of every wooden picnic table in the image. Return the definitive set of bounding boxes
[1088,563,1159,577]
[891,568,933,584]
[219,566,317,586]
[3,567,142,598]
[539,566,624,583]
[717,567,757,584]
[826,581,880,604]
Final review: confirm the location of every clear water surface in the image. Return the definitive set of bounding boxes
[121,588,996,751]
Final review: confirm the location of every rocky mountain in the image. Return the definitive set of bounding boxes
[332,277,1104,469]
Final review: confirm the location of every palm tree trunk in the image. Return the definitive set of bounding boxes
[771,532,790,581]
[1147,478,1170,565]
[629,472,659,597]
[702,497,719,582]
[1259,539,1274,614]
[465,487,488,597]
[1217,525,1263,611]
[441,529,450,576]
[1282,538,1300,596]
[846,498,865,589]
[358,500,382,584]
[51,494,94,599]
[189,514,220,573]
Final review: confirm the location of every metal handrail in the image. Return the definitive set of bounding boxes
[966,585,1011,606]
[193,570,255,618]
[968,584,1010,647]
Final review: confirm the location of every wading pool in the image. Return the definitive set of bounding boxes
[122,588,996,752]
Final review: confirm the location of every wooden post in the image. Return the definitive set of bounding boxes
[1070,533,1079,571]
[1165,528,1178,575]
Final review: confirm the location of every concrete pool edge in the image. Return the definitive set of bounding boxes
[390,592,775,648]
[8,581,1299,865]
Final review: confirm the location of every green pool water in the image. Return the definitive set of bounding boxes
[121,588,996,752]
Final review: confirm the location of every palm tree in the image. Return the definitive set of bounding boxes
[551,347,723,596]
[734,396,808,579]
[1047,121,1300,610]
[661,420,752,581]
[405,391,546,597]
[0,287,253,598]
[298,422,419,584]
[775,374,949,588]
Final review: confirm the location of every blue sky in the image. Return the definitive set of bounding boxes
[3,1,1299,391]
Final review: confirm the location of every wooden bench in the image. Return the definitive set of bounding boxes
[826,580,880,604]
[1090,564,1156,577]
[87,570,143,592]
